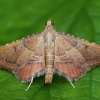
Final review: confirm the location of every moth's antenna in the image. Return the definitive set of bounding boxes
[25,76,34,91]
[68,78,75,88]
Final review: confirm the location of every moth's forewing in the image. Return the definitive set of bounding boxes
[0,33,45,82]
[54,32,100,80]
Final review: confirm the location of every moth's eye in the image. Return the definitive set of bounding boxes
[51,21,55,26]
[45,22,47,26]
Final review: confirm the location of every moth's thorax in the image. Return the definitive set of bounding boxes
[43,20,56,49]
[43,20,56,42]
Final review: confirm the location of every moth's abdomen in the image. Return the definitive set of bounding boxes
[45,54,54,65]
[45,53,54,83]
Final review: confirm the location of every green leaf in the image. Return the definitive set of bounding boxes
[0,0,100,100]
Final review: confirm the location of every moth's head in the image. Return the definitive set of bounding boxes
[45,19,55,31]
[45,19,55,26]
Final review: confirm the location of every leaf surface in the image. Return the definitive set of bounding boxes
[0,0,100,100]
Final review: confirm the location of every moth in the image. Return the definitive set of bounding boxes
[0,20,100,91]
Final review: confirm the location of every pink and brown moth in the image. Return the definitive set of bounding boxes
[0,20,100,91]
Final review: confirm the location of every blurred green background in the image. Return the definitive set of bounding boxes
[0,0,100,100]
